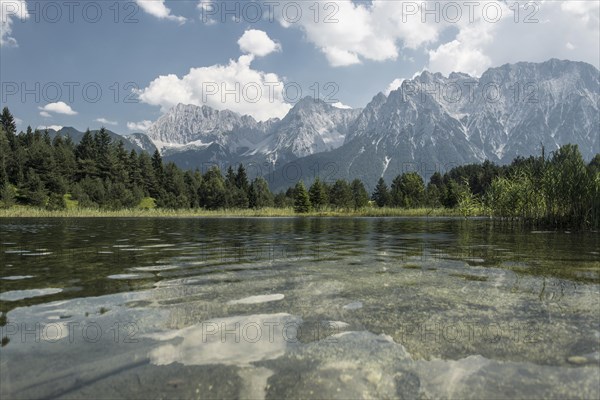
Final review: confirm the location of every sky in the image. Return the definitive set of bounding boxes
[1,0,599,133]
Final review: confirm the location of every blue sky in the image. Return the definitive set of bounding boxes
[1,0,598,133]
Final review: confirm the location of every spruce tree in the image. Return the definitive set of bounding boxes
[390,175,404,207]
[330,179,352,210]
[76,129,96,159]
[225,166,236,187]
[200,166,226,210]
[128,150,142,188]
[0,127,9,184]
[75,129,98,179]
[293,181,311,213]
[235,164,249,193]
[350,179,369,210]
[184,170,202,208]
[160,162,189,209]
[248,177,273,209]
[0,182,16,209]
[0,107,17,135]
[372,177,390,207]
[224,165,248,208]
[96,128,115,180]
[24,168,48,207]
[151,149,163,175]
[309,177,328,210]
[46,193,66,210]
[402,172,425,207]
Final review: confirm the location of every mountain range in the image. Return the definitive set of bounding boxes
[51,59,600,191]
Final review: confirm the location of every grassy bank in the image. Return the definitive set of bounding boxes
[0,206,475,218]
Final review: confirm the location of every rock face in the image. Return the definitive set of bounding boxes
[141,99,360,168]
[262,97,361,160]
[133,59,599,188]
[145,103,274,151]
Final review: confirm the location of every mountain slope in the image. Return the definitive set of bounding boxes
[47,127,153,154]
[149,98,361,170]
[129,59,599,189]
[266,59,599,190]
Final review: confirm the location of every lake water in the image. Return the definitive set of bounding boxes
[1,218,599,399]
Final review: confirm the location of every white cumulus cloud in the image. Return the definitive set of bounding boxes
[1,0,29,47]
[136,0,186,23]
[276,0,441,67]
[137,32,292,122]
[127,120,153,132]
[39,111,51,118]
[38,102,78,116]
[238,29,281,57]
[384,78,404,95]
[96,118,118,126]
[428,0,600,76]
[276,0,598,75]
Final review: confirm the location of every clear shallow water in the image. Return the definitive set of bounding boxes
[0,218,598,399]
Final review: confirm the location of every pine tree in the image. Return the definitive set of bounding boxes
[309,177,328,211]
[76,129,96,159]
[7,141,25,186]
[23,168,48,207]
[128,150,142,188]
[330,179,352,210]
[151,149,164,185]
[114,141,130,183]
[350,179,369,210]
[0,127,9,185]
[392,172,425,208]
[248,177,273,209]
[390,175,404,207]
[235,164,249,193]
[589,154,600,174]
[425,184,443,208]
[224,165,248,208]
[0,182,16,209]
[138,152,157,197]
[184,170,202,208]
[160,162,189,209]
[372,177,390,207]
[43,130,51,146]
[24,126,33,145]
[429,172,444,188]
[46,193,66,211]
[273,191,290,208]
[225,166,236,187]
[95,128,116,180]
[200,166,226,210]
[293,181,311,213]
[0,107,17,135]
[443,180,461,208]
[25,134,55,181]
[226,186,249,209]
[76,129,98,179]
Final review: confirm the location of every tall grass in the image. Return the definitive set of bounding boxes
[484,145,600,230]
[0,206,474,218]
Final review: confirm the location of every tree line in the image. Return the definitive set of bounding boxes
[1,107,598,229]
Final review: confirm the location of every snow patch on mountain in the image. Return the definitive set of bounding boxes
[135,60,598,183]
[144,98,361,164]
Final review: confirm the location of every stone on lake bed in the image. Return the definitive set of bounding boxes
[343,301,363,310]
[227,294,285,305]
[567,352,600,365]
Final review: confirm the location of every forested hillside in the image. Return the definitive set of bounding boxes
[1,107,598,229]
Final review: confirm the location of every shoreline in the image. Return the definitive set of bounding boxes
[0,207,477,219]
